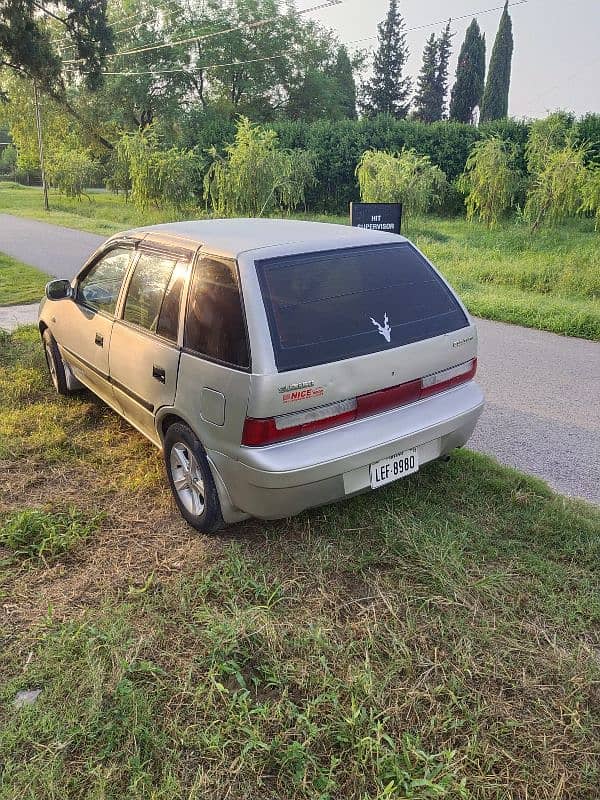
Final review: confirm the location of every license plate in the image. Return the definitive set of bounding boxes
[369,448,419,489]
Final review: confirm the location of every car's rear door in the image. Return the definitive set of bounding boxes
[55,245,133,406]
[108,245,193,443]
[245,241,477,425]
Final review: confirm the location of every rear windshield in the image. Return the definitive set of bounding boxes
[255,243,469,372]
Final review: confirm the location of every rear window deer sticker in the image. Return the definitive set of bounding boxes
[370,313,391,343]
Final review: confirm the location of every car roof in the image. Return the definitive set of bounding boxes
[116,218,407,259]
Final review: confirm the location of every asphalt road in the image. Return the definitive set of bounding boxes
[1,213,598,504]
[0,214,102,279]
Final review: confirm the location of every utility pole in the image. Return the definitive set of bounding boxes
[33,81,49,211]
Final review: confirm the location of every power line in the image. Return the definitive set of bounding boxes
[341,0,528,48]
[62,0,344,64]
[62,0,527,77]
[50,0,185,45]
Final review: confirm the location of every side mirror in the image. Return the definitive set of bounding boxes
[45,279,73,301]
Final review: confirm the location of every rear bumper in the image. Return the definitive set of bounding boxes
[208,381,484,520]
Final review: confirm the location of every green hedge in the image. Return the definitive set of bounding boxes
[272,117,482,213]
[178,112,534,214]
[176,113,598,215]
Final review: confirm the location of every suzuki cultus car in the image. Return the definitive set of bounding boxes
[39,219,484,533]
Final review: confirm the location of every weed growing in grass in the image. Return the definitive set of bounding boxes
[0,507,101,560]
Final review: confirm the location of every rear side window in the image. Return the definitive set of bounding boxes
[123,252,188,341]
[256,243,468,372]
[184,256,249,369]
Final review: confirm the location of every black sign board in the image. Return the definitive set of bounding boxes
[350,202,402,234]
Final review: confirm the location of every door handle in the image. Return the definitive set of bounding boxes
[95,333,103,347]
[152,365,166,384]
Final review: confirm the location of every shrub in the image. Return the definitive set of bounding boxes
[105,139,132,200]
[203,117,316,216]
[356,148,447,225]
[580,166,600,230]
[113,127,201,212]
[0,508,101,560]
[525,111,575,175]
[0,144,17,175]
[46,146,99,199]
[575,112,600,166]
[479,117,530,174]
[524,143,588,229]
[458,137,522,226]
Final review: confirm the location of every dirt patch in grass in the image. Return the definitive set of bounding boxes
[1,327,599,799]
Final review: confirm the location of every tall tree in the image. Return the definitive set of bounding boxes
[413,33,438,122]
[480,1,514,122]
[331,45,357,119]
[414,21,452,122]
[363,0,411,118]
[434,20,452,119]
[449,18,486,123]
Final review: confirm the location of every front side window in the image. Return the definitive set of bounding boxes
[123,252,188,341]
[184,257,249,369]
[77,248,131,316]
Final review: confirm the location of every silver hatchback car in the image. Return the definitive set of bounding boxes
[39,219,484,533]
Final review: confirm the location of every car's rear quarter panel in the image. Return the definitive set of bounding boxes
[173,354,251,457]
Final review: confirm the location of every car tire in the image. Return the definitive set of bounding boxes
[163,422,225,534]
[42,329,71,396]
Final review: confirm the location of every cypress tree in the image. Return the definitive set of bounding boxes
[449,19,486,123]
[364,0,411,118]
[332,45,358,119]
[413,33,439,122]
[434,20,453,120]
[480,1,514,122]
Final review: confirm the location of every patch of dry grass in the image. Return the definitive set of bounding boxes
[1,326,599,799]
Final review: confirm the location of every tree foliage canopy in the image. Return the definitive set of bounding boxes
[363,0,411,119]
[480,1,513,122]
[413,34,438,123]
[46,145,99,198]
[449,19,485,124]
[0,0,113,92]
[413,21,453,123]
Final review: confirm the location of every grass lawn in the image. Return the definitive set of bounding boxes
[0,252,49,306]
[1,326,599,799]
[1,183,599,340]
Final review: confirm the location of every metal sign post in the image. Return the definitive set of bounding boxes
[350,202,403,234]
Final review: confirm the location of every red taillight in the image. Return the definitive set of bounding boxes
[242,399,358,446]
[242,358,477,446]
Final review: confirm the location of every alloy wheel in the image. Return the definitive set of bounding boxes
[169,442,205,516]
[45,341,58,390]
